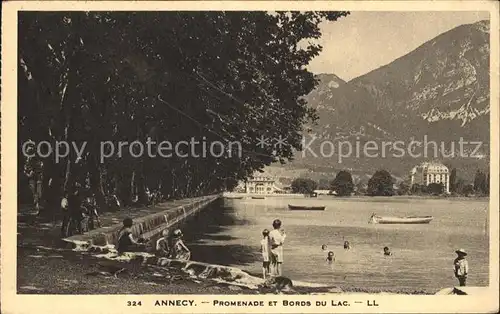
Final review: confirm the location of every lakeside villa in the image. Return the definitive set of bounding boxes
[241,175,285,194]
[410,161,450,193]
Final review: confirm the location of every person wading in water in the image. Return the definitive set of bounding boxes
[269,219,286,276]
[453,249,469,286]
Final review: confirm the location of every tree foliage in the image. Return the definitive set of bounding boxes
[473,170,488,195]
[397,181,410,195]
[367,170,394,196]
[330,170,354,196]
[449,168,457,192]
[462,184,475,197]
[291,178,318,194]
[410,183,427,195]
[18,11,350,216]
[427,183,444,195]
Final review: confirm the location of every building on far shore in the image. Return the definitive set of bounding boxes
[314,189,332,195]
[410,161,450,193]
[245,175,278,194]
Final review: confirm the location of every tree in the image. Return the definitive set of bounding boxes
[455,178,466,195]
[462,184,475,197]
[474,170,487,195]
[427,183,444,195]
[398,181,410,195]
[367,170,394,196]
[330,170,354,196]
[18,11,350,219]
[291,178,318,194]
[411,184,427,195]
[355,181,367,195]
[449,168,457,192]
[485,172,490,195]
[317,178,330,190]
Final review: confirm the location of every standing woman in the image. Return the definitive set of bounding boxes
[60,192,70,237]
[68,184,83,235]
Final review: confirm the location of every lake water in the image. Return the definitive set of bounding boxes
[186,196,489,293]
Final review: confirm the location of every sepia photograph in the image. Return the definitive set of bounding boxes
[1,1,499,313]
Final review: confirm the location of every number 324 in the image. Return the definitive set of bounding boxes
[127,301,142,306]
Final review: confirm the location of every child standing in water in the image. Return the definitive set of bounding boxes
[260,229,271,279]
[326,251,335,266]
[343,241,351,250]
[453,249,469,286]
[383,246,392,256]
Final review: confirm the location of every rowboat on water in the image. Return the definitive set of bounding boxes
[225,196,244,200]
[288,204,326,211]
[252,196,266,199]
[369,213,433,224]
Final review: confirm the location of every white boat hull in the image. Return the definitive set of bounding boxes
[369,215,433,224]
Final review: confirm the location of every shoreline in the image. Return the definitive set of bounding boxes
[18,245,435,295]
[223,192,490,202]
[17,196,487,296]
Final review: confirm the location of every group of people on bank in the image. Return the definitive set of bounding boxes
[115,217,191,260]
[115,216,470,288]
[60,185,103,237]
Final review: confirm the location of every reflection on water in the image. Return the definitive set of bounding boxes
[186,196,489,292]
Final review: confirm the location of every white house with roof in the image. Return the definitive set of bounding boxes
[410,161,450,193]
[244,174,279,194]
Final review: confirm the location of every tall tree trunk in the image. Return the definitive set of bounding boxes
[137,162,147,205]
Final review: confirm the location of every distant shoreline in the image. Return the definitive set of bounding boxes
[223,192,489,202]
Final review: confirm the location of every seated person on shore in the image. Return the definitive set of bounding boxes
[326,251,335,264]
[344,241,351,250]
[383,246,392,256]
[168,229,191,260]
[155,229,170,257]
[116,217,147,255]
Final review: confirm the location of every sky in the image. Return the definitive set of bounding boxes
[307,11,490,81]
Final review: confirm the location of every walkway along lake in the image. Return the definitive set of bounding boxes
[185,196,489,293]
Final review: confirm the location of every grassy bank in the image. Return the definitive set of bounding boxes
[17,246,257,295]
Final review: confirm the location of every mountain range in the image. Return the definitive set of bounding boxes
[279,19,491,182]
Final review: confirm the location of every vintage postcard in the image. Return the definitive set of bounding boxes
[1,1,499,313]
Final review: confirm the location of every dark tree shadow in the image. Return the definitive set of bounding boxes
[180,200,251,242]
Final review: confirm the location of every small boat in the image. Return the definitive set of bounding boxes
[288,204,326,211]
[252,196,266,199]
[224,196,244,200]
[369,213,433,224]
